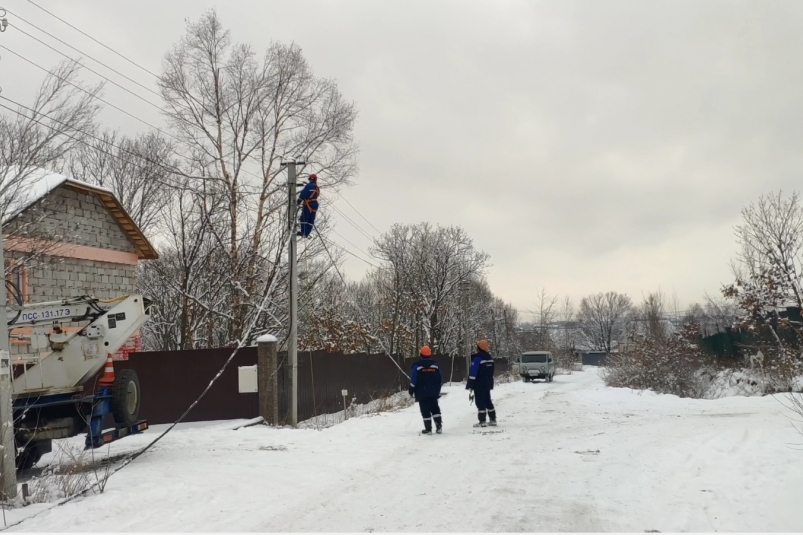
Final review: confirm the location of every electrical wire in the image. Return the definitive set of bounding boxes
[328,203,376,243]
[314,227,409,379]
[325,229,380,269]
[24,0,160,78]
[331,191,382,235]
[6,9,161,98]
[0,97,209,185]
[2,26,273,186]
[8,23,162,111]
[0,44,205,165]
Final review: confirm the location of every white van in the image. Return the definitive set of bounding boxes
[520,351,555,382]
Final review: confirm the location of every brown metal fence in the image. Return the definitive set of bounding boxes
[105,349,508,425]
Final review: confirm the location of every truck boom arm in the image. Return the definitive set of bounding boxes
[7,295,150,397]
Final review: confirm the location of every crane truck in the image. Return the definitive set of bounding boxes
[6,294,151,470]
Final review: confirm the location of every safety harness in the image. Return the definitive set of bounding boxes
[303,184,320,213]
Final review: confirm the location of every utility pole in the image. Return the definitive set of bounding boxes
[0,242,15,501]
[284,160,304,427]
[0,12,18,501]
[460,279,471,375]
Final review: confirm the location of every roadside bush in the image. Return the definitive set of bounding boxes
[603,325,713,398]
[26,443,95,503]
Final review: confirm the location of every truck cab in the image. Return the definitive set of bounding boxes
[520,351,555,383]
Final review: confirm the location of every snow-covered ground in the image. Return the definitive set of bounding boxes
[5,368,803,532]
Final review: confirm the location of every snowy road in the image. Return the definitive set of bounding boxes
[7,368,803,532]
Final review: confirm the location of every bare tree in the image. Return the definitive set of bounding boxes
[734,190,803,309]
[530,288,558,351]
[152,10,357,346]
[372,225,416,356]
[405,224,490,353]
[368,223,492,356]
[0,61,102,279]
[554,296,578,365]
[67,130,176,236]
[577,292,633,355]
[0,61,102,221]
[640,291,669,341]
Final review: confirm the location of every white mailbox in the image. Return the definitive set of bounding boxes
[238,365,258,393]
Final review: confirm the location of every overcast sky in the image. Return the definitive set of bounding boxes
[3,0,803,319]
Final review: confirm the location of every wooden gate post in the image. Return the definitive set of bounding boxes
[257,334,280,426]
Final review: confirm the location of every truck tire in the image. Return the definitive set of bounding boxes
[111,369,141,426]
[16,442,45,472]
[548,373,554,383]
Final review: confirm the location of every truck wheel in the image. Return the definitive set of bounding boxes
[111,369,141,426]
[522,376,529,383]
[548,373,554,383]
[16,442,43,472]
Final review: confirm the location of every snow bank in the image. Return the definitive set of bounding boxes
[299,390,414,430]
[703,368,803,399]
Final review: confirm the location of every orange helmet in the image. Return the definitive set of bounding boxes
[420,346,432,357]
[477,339,490,352]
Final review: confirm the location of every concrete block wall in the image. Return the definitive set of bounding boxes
[19,255,137,302]
[5,186,136,253]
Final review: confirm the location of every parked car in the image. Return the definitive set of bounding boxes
[520,351,555,382]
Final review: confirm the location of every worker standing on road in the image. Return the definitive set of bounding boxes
[297,173,320,238]
[467,339,497,427]
[408,346,443,435]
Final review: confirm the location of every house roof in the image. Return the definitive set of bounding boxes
[2,169,158,260]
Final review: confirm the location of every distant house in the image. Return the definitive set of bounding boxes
[2,170,158,357]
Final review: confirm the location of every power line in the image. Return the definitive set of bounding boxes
[322,234,379,269]
[329,203,376,242]
[0,42,269,186]
[332,191,382,234]
[328,227,379,266]
[0,97,209,184]
[6,8,161,98]
[314,226,409,379]
[25,0,160,78]
[0,43,167,136]
[8,22,163,111]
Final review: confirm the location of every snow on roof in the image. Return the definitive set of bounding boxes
[1,166,157,260]
[1,167,114,226]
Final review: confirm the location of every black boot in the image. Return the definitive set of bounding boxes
[474,411,487,428]
[434,414,442,434]
[421,419,432,435]
[488,409,497,426]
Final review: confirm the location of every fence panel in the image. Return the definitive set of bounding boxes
[110,348,259,425]
[102,349,499,425]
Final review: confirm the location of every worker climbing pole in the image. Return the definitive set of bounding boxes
[297,173,320,238]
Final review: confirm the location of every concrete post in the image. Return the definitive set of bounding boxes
[0,235,16,500]
[0,25,18,499]
[256,335,279,426]
[284,161,303,427]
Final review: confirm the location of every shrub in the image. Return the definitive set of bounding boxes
[603,324,712,398]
